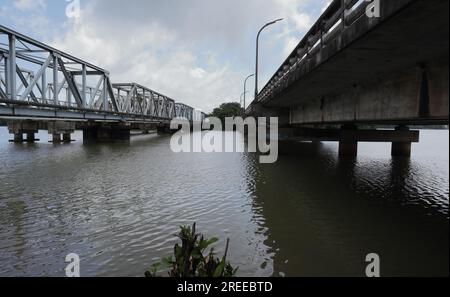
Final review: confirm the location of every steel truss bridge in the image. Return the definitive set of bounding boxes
[0,25,205,124]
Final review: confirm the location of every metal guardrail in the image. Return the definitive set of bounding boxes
[255,0,376,105]
[0,25,197,122]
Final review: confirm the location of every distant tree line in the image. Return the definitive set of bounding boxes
[209,102,243,124]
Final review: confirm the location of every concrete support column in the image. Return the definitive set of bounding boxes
[8,121,39,143]
[82,123,131,142]
[157,125,171,134]
[83,128,97,143]
[111,128,131,141]
[339,125,358,157]
[52,133,62,143]
[392,142,412,157]
[13,133,23,143]
[63,133,72,143]
[392,126,412,157]
[26,132,36,143]
[48,122,75,144]
[339,141,358,157]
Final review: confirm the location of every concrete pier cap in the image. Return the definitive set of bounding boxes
[276,124,420,158]
[48,121,76,143]
[7,120,39,143]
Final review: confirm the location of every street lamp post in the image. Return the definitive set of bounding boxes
[243,74,254,112]
[240,91,249,106]
[240,90,249,114]
[254,18,283,101]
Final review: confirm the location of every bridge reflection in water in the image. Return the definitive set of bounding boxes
[0,129,447,277]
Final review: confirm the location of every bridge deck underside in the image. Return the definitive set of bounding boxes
[263,0,449,126]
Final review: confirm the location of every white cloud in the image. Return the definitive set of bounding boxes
[283,36,300,57]
[14,0,46,11]
[44,0,329,112]
[50,10,241,112]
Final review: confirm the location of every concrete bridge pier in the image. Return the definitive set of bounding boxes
[276,125,419,158]
[48,122,76,143]
[7,121,39,143]
[157,123,180,134]
[338,125,359,157]
[133,123,158,135]
[391,126,413,157]
[339,141,358,157]
[82,122,131,143]
[338,125,419,157]
[13,133,23,143]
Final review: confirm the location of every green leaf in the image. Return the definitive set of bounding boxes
[206,237,219,247]
[162,256,173,267]
[191,248,203,260]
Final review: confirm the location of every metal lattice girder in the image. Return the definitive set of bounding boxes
[0,25,197,122]
[0,25,112,109]
[57,57,84,108]
[16,65,38,102]
[175,103,194,121]
[112,83,178,120]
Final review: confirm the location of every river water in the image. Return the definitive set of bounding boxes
[0,127,448,277]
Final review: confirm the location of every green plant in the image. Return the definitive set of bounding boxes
[145,223,238,277]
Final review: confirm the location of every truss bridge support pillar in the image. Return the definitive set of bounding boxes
[48,121,76,143]
[7,121,39,143]
[81,122,131,143]
[157,123,178,134]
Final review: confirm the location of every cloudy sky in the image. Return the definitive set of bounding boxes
[1,0,331,112]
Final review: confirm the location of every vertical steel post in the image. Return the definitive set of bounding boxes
[90,88,93,106]
[53,53,58,104]
[41,67,47,101]
[117,88,121,111]
[82,64,87,107]
[103,75,108,111]
[8,34,17,100]
[142,89,145,115]
[67,88,72,107]
[4,54,9,97]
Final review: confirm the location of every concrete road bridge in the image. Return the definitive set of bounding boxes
[0,25,206,143]
[248,0,449,156]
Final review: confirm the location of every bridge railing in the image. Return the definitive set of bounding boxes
[255,0,377,106]
[0,25,197,122]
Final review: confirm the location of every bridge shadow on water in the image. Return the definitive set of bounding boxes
[246,139,449,277]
